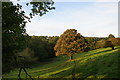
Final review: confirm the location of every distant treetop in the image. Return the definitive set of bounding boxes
[108,34,115,38]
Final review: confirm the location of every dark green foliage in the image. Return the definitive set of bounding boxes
[29,36,49,61]
[45,36,59,57]
[17,48,38,63]
[95,39,106,49]
[2,2,29,73]
[85,37,104,50]
[2,1,55,73]
[95,39,115,50]
[29,1,55,17]
[28,36,59,61]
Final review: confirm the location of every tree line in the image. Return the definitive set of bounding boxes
[3,27,120,74]
[54,29,120,60]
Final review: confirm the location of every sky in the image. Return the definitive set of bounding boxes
[11,0,119,37]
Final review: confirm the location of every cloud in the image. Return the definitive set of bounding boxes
[25,2,118,37]
[25,17,68,36]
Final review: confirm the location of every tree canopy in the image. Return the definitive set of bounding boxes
[2,1,55,73]
[2,2,29,73]
[108,34,115,38]
[54,29,89,60]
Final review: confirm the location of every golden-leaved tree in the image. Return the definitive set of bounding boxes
[54,29,89,60]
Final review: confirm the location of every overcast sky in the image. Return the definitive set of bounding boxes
[12,0,118,37]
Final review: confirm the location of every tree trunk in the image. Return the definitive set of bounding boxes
[70,55,73,60]
[112,46,115,50]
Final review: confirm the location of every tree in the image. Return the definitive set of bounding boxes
[95,39,115,50]
[28,36,58,61]
[28,36,49,61]
[95,39,106,49]
[108,34,115,38]
[2,1,55,73]
[54,29,89,60]
[28,0,55,17]
[2,2,29,73]
[105,40,115,50]
[107,38,120,46]
[17,48,38,63]
[85,37,103,50]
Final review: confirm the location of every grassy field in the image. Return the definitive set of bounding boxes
[3,47,120,79]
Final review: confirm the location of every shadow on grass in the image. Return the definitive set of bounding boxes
[4,60,70,78]
[84,47,119,57]
[93,49,113,54]
[48,48,120,78]
[4,47,120,78]
[25,47,120,78]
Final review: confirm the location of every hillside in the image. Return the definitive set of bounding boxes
[3,46,120,79]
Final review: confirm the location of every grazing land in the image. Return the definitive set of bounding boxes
[3,46,120,79]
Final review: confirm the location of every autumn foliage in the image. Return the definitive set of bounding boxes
[54,29,89,60]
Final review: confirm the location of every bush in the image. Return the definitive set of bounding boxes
[17,48,38,62]
[95,39,106,49]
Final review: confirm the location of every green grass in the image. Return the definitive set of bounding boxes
[3,46,120,79]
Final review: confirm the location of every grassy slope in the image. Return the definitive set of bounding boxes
[3,47,120,79]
